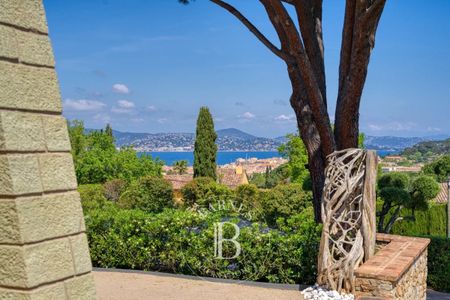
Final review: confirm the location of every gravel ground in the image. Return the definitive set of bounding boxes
[93,269,450,300]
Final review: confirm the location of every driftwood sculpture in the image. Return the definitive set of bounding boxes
[317,149,377,293]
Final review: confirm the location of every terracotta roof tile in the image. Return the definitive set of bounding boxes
[164,174,193,190]
[434,182,449,204]
[217,168,248,189]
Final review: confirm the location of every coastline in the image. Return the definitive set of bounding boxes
[138,151,282,166]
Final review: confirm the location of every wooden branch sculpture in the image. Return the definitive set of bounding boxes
[317,149,377,293]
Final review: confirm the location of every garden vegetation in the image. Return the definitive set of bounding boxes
[69,120,450,292]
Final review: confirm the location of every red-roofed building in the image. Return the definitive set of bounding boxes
[217,166,249,189]
[433,182,449,204]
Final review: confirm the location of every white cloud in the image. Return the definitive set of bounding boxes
[93,113,111,123]
[157,118,168,124]
[240,112,255,119]
[146,105,157,112]
[368,124,382,131]
[111,100,136,114]
[368,121,416,132]
[112,83,130,94]
[117,100,135,109]
[274,114,295,121]
[111,107,132,114]
[63,99,106,111]
[131,118,145,123]
[426,126,441,132]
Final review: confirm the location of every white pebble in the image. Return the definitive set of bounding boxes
[301,284,354,300]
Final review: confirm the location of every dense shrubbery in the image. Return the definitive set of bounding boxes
[80,167,319,284]
[423,155,450,182]
[103,179,127,202]
[68,120,162,184]
[234,184,260,213]
[118,176,174,213]
[85,206,321,284]
[427,236,450,293]
[78,184,111,211]
[180,179,313,226]
[250,164,291,189]
[278,134,309,186]
[73,120,450,291]
[377,172,440,233]
[181,177,233,207]
[259,184,312,226]
[390,204,447,237]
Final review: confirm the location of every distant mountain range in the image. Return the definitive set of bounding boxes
[401,138,450,156]
[364,135,450,151]
[92,127,450,152]
[110,128,281,151]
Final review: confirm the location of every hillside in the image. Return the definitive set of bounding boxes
[85,127,449,152]
[111,128,282,151]
[401,138,450,156]
[364,136,427,151]
[217,128,256,140]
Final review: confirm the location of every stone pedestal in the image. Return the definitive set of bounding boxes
[0,1,97,298]
[355,234,429,300]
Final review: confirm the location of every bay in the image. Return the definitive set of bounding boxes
[138,149,398,166]
[139,151,281,166]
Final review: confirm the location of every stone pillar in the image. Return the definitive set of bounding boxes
[0,1,97,299]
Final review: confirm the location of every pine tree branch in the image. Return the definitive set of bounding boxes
[260,0,335,155]
[209,0,290,62]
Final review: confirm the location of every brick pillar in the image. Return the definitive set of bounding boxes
[0,1,97,298]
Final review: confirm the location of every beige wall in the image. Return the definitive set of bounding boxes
[0,1,96,298]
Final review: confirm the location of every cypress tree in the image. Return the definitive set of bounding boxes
[105,123,113,137]
[193,106,217,180]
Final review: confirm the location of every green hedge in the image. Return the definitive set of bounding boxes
[118,176,174,213]
[78,184,112,212]
[85,206,321,284]
[427,236,450,293]
[390,204,447,237]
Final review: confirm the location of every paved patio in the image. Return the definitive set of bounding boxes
[93,269,450,300]
[93,269,303,300]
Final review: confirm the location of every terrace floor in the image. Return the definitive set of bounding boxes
[93,268,450,300]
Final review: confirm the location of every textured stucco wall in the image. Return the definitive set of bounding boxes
[0,1,97,298]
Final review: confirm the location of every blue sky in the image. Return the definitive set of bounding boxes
[43,0,450,138]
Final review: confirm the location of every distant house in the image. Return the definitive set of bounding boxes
[217,166,249,189]
[163,174,193,201]
[383,155,406,162]
[433,182,449,204]
[380,165,423,173]
[164,166,249,200]
[164,174,193,190]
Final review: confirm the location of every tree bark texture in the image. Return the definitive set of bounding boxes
[210,0,386,222]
